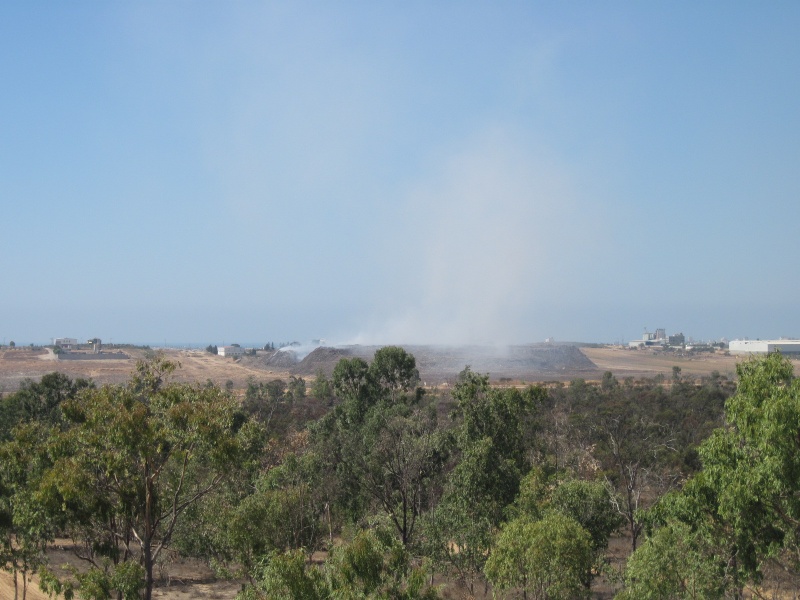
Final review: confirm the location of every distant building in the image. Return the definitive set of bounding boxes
[218,345,245,357]
[629,330,662,348]
[729,340,800,355]
[629,328,687,349]
[668,333,685,346]
[53,337,78,349]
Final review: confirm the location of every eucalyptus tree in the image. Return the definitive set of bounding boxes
[617,353,800,598]
[36,354,261,600]
[314,347,446,546]
[485,512,593,600]
[421,368,542,593]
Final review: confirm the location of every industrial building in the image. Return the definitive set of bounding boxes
[218,345,245,357]
[53,337,78,349]
[728,340,800,355]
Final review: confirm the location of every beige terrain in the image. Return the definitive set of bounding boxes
[0,348,291,393]
[2,344,777,395]
[582,345,800,381]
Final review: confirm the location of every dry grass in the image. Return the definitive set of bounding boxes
[0,348,292,393]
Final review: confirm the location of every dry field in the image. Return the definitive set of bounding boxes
[0,348,292,393]
[4,344,787,395]
[582,345,800,382]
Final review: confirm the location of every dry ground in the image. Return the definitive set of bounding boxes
[4,345,787,394]
[0,348,291,393]
[581,346,800,382]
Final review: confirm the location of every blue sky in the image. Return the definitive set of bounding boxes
[2,2,799,346]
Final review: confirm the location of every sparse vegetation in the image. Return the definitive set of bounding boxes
[5,348,800,598]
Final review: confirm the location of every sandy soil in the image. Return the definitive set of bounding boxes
[0,348,291,393]
[581,346,800,381]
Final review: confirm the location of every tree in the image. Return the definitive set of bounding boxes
[698,352,800,586]
[331,357,376,420]
[239,549,327,600]
[310,369,333,403]
[620,474,749,599]
[616,353,800,599]
[240,528,441,599]
[485,512,593,600]
[314,350,444,546]
[36,354,258,600]
[176,450,327,583]
[0,372,92,441]
[617,521,724,600]
[593,403,677,552]
[421,438,501,595]
[549,478,621,558]
[601,371,618,391]
[369,346,419,402]
[512,472,622,589]
[421,369,541,592]
[243,377,290,429]
[0,373,93,599]
[287,376,306,401]
[0,422,55,600]
[355,404,444,545]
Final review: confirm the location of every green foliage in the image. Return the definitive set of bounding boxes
[617,353,800,598]
[510,470,622,588]
[369,346,420,401]
[186,452,326,578]
[315,349,445,546]
[601,371,618,391]
[239,549,327,600]
[287,375,307,400]
[332,357,377,421]
[0,375,89,596]
[240,528,441,599]
[0,372,93,440]
[33,354,257,600]
[421,369,541,592]
[485,512,593,600]
[549,478,622,554]
[617,521,724,600]
[421,469,495,594]
[699,352,800,581]
[311,369,333,402]
[242,376,292,429]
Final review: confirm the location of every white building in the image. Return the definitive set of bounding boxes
[218,345,245,357]
[729,340,800,355]
[53,337,78,348]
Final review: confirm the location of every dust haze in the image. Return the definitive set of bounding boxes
[354,128,594,346]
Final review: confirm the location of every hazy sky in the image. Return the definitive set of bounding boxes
[2,2,799,346]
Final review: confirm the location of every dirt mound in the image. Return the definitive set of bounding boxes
[406,344,596,383]
[58,351,130,361]
[265,349,303,369]
[291,344,597,383]
[238,350,301,370]
[295,346,355,375]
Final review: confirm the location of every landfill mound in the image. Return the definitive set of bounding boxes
[238,349,302,370]
[291,344,597,383]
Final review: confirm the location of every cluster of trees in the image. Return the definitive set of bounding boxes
[4,347,799,599]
